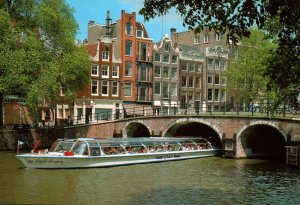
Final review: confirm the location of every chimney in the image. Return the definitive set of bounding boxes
[88,20,95,26]
[170,28,176,33]
[105,10,112,36]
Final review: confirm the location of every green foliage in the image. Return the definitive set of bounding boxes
[0,0,90,118]
[226,29,276,103]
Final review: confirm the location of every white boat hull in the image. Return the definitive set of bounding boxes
[16,149,220,169]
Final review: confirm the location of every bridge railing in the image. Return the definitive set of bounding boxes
[60,101,299,127]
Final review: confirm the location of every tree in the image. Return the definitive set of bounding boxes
[140,0,300,105]
[0,0,90,126]
[225,29,276,107]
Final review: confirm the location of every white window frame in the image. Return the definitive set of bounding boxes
[102,51,109,61]
[102,65,109,78]
[112,81,119,96]
[163,54,170,63]
[215,75,220,85]
[154,82,161,95]
[101,80,109,96]
[91,64,98,77]
[112,65,119,78]
[154,53,161,62]
[194,35,200,44]
[171,55,178,64]
[216,33,223,41]
[204,34,210,43]
[154,66,161,78]
[91,80,98,96]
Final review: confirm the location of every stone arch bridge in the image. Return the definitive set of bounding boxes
[67,115,300,158]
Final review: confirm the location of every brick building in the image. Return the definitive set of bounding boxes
[88,10,153,114]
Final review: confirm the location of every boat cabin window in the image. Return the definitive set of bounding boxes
[102,146,126,155]
[72,142,88,155]
[50,140,75,152]
[90,147,101,156]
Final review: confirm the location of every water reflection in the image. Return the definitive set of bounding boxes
[1,152,300,205]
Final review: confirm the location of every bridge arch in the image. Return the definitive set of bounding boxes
[235,120,288,158]
[122,120,152,138]
[162,118,223,147]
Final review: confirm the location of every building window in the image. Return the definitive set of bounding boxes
[102,50,109,61]
[188,92,193,105]
[112,65,119,78]
[164,43,170,52]
[189,77,194,88]
[154,66,161,78]
[214,89,219,101]
[125,62,132,77]
[181,63,187,71]
[208,59,213,70]
[163,67,169,79]
[216,32,223,41]
[182,76,187,87]
[171,67,177,79]
[154,82,161,95]
[91,80,98,95]
[124,83,132,97]
[126,22,133,35]
[215,60,220,70]
[171,55,178,64]
[163,54,169,63]
[208,89,213,101]
[208,75,213,84]
[189,63,195,72]
[221,60,227,70]
[181,92,187,108]
[194,35,200,44]
[154,53,161,62]
[163,83,169,98]
[196,63,202,72]
[112,81,118,96]
[196,78,201,88]
[204,34,210,43]
[91,64,98,76]
[170,83,177,96]
[101,80,108,96]
[215,75,220,85]
[102,65,109,78]
[125,41,132,56]
[136,29,143,37]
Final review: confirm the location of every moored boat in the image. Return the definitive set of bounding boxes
[16,137,221,169]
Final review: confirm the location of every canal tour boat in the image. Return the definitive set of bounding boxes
[16,137,221,169]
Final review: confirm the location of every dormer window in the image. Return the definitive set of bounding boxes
[102,47,109,61]
[136,30,143,37]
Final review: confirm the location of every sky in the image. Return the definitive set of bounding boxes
[66,0,187,43]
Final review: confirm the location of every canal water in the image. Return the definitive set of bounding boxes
[1,152,300,205]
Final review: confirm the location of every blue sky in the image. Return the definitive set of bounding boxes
[66,0,187,42]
